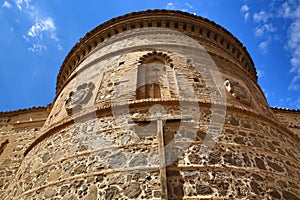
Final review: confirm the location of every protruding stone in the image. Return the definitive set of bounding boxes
[196,184,213,195]
[124,182,141,198]
[129,154,148,167]
[105,186,119,200]
[250,181,261,195]
[255,157,266,170]
[234,136,245,144]
[84,185,98,200]
[109,152,126,168]
[224,152,242,166]
[282,190,300,200]
[208,152,221,164]
[48,169,62,182]
[42,153,51,163]
[269,190,281,199]
[229,116,239,126]
[267,161,284,172]
[44,189,56,198]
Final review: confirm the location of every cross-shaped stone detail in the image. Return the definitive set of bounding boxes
[132,114,192,199]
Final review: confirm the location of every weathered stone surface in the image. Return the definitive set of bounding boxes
[129,154,148,167]
[188,153,201,164]
[208,152,221,164]
[282,190,300,200]
[255,157,266,170]
[42,153,51,163]
[108,152,126,168]
[234,136,245,144]
[196,184,213,195]
[48,169,62,182]
[62,194,78,200]
[269,190,281,199]
[74,164,87,174]
[252,174,264,182]
[84,185,97,200]
[59,185,70,196]
[224,152,242,166]
[1,10,299,200]
[44,188,56,198]
[250,181,261,195]
[229,116,239,126]
[105,186,119,200]
[124,182,141,198]
[217,182,229,195]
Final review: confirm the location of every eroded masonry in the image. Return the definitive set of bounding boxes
[0,10,299,199]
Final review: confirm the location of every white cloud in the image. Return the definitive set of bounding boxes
[244,13,250,22]
[15,0,22,10]
[278,1,299,19]
[259,40,271,54]
[166,2,197,15]
[14,0,31,11]
[287,20,300,50]
[240,4,250,22]
[166,2,175,10]
[250,1,300,92]
[282,2,300,91]
[11,0,61,53]
[241,4,249,12]
[255,27,265,37]
[279,97,291,103]
[57,44,62,51]
[257,69,264,78]
[28,17,56,38]
[2,1,12,8]
[254,23,276,37]
[185,3,194,10]
[28,43,47,53]
[288,75,300,91]
[253,10,270,23]
[15,0,31,11]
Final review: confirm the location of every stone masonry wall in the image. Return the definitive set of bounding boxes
[2,10,300,200]
[4,105,300,199]
[273,108,300,137]
[0,108,49,196]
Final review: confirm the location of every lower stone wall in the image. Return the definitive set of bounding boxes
[0,126,43,195]
[273,108,300,137]
[4,104,300,199]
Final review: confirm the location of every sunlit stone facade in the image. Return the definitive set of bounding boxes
[0,10,299,199]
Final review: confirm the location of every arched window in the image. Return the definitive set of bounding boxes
[136,51,176,99]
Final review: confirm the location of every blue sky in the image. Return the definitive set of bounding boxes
[0,0,299,111]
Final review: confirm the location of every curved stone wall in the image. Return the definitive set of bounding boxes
[4,10,300,200]
[6,107,300,199]
[55,10,257,95]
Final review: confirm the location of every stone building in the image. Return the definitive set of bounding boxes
[0,10,299,199]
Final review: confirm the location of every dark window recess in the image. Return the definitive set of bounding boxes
[174,22,178,29]
[166,21,170,27]
[191,26,195,32]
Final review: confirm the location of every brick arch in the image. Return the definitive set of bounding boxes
[138,51,173,68]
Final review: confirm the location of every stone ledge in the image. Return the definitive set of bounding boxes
[23,99,299,158]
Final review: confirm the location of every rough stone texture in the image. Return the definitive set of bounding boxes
[0,107,49,196]
[0,10,299,200]
[273,108,300,137]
